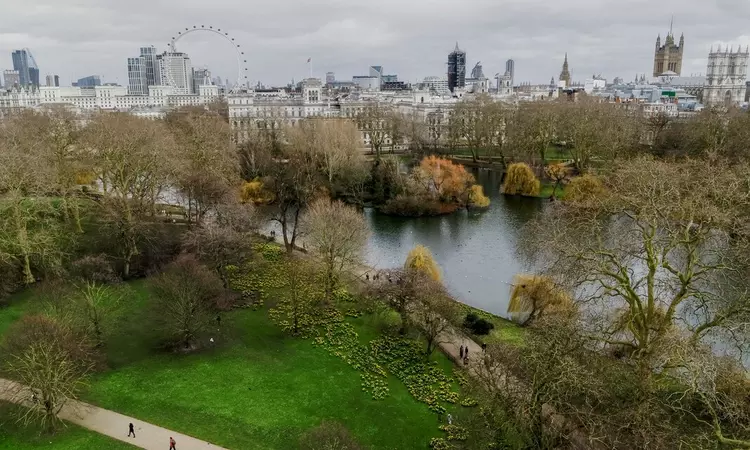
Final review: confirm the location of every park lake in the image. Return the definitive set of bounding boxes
[363,168,543,317]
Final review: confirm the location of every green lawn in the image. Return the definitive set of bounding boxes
[1,267,460,449]
[85,307,448,449]
[0,402,135,450]
[460,305,527,347]
[538,182,566,200]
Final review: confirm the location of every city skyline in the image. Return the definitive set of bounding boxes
[1,0,749,87]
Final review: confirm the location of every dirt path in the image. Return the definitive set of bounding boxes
[0,378,228,450]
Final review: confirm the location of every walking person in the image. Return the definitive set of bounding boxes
[128,423,135,438]
[447,413,453,425]
[482,342,487,353]
[463,355,469,366]
[459,345,464,359]
[464,346,469,358]
[169,436,177,450]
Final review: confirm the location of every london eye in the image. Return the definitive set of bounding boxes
[166,25,249,92]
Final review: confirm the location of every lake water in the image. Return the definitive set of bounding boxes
[363,169,544,316]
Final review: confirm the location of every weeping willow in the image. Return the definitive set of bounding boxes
[468,184,491,208]
[404,245,442,282]
[502,163,540,197]
[507,274,573,325]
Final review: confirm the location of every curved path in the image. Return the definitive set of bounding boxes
[0,378,227,450]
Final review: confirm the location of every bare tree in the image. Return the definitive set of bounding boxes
[263,124,323,252]
[81,113,178,277]
[181,201,256,288]
[663,338,750,449]
[356,103,397,161]
[0,112,64,284]
[410,286,458,356]
[301,198,368,303]
[69,281,121,348]
[151,255,223,350]
[451,95,509,164]
[511,102,559,165]
[166,109,240,225]
[28,107,86,233]
[523,156,750,369]
[2,315,98,431]
[269,258,323,335]
[299,420,365,450]
[368,269,437,335]
[315,119,365,189]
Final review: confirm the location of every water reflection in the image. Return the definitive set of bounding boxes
[365,168,544,316]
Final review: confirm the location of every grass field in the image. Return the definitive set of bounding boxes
[0,264,460,449]
[538,182,567,200]
[460,305,527,347]
[0,402,135,450]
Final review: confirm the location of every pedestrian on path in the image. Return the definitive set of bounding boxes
[463,355,469,366]
[465,345,469,358]
[128,423,135,438]
[459,345,464,359]
[482,343,487,353]
[169,436,177,450]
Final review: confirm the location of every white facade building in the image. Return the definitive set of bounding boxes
[157,52,193,95]
[583,77,607,94]
[0,84,221,115]
[495,71,513,96]
[420,76,450,95]
[703,45,749,108]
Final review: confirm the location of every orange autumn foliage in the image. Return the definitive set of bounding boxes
[416,156,475,202]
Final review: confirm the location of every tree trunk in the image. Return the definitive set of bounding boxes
[22,253,34,285]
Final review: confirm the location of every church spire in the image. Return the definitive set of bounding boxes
[669,15,673,36]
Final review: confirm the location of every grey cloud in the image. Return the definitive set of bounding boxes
[1,0,747,86]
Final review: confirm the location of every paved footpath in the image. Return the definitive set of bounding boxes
[0,378,227,450]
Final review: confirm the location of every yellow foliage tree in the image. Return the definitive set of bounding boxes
[502,163,540,197]
[74,171,96,186]
[240,178,274,205]
[544,163,571,198]
[507,274,573,325]
[468,184,490,208]
[564,174,605,204]
[404,245,441,282]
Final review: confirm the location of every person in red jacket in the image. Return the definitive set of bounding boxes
[169,436,176,450]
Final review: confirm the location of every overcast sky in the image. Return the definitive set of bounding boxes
[1,0,749,87]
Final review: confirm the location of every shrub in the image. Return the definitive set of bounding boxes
[68,254,121,284]
[463,313,494,336]
[467,184,490,208]
[508,274,574,326]
[564,174,606,203]
[502,163,540,197]
[0,262,22,305]
[240,178,274,205]
[381,195,450,217]
[299,420,364,450]
[74,171,96,185]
